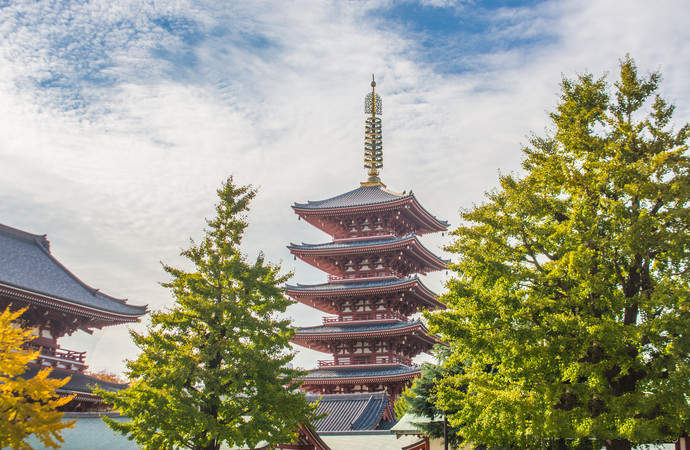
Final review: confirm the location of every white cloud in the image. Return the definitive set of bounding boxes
[1,0,689,373]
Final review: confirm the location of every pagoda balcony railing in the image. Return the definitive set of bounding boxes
[318,355,414,367]
[328,272,398,282]
[322,312,407,324]
[26,344,87,373]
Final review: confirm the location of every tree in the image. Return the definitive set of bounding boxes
[428,56,690,450]
[98,177,317,450]
[397,345,464,448]
[0,307,75,449]
[84,369,127,384]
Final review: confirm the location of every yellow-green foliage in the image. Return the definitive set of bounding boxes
[428,56,690,450]
[97,177,318,450]
[0,308,75,449]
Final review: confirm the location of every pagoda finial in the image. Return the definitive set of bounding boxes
[362,74,385,187]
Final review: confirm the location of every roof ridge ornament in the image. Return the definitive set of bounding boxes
[361,74,385,187]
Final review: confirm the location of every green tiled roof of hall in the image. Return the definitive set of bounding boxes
[296,320,427,335]
[304,364,420,379]
[285,275,436,295]
[0,223,147,317]
[293,185,408,210]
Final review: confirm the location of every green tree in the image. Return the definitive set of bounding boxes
[428,56,690,450]
[99,177,317,450]
[0,307,75,449]
[397,345,464,448]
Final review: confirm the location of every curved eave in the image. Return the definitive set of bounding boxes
[0,227,148,316]
[0,282,147,323]
[293,323,441,345]
[293,195,448,234]
[288,236,448,273]
[285,277,444,310]
[300,368,421,384]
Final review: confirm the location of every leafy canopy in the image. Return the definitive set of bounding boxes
[99,177,317,450]
[428,57,690,450]
[397,345,464,447]
[0,307,74,450]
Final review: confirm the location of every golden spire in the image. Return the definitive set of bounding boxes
[361,74,385,187]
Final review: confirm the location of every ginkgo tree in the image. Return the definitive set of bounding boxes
[428,56,690,450]
[99,177,317,450]
[0,307,74,449]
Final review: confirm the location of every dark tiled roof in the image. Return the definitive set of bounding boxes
[285,275,437,296]
[22,365,128,395]
[294,186,407,210]
[289,235,411,251]
[293,185,449,229]
[0,223,146,317]
[289,235,449,269]
[296,320,426,335]
[304,364,421,379]
[287,276,413,291]
[306,391,391,432]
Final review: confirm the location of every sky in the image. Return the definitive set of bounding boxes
[1,0,689,375]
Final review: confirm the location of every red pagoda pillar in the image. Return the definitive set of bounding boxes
[287,77,448,402]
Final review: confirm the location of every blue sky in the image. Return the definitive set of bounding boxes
[1,0,689,373]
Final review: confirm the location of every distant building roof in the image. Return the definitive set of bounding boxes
[306,392,394,432]
[389,412,437,435]
[0,223,147,319]
[21,366,128,402]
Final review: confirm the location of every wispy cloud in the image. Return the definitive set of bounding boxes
[1,0,688,372]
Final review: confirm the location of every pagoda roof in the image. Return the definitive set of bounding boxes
[294,185,407,210]
[302,364,421,382]
[288,234,449,275]
[285,275,439,299]
[305,391,393,432]
[296,319,430,336]
[288,234,450,262]
[292,185,448,234]
[290,235,405,251]
[0,223,147,320]
[285,276,444,315]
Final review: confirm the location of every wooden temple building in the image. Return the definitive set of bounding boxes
[0,222,147,411]
[287,77,448,405]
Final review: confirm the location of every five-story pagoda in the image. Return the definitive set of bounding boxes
[287,77,448,401]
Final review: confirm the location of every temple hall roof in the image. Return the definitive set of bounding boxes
[305,391,393,432]
[0,223,147,318]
